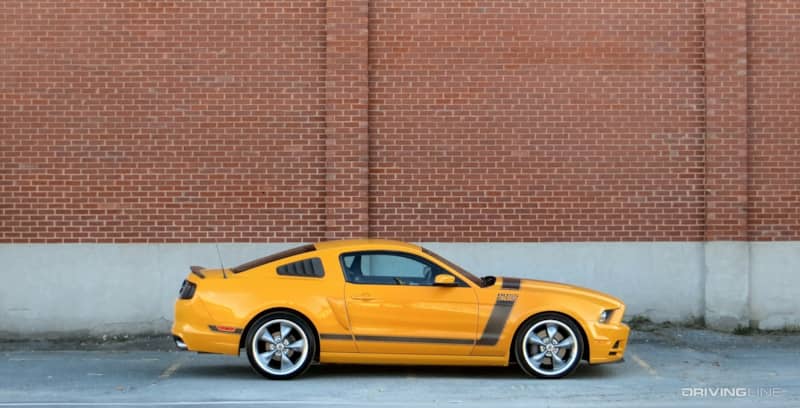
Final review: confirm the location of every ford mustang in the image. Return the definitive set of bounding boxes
[172,239,629,379]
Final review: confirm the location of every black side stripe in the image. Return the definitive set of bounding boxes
[501,277,521,290]
[476,299,516,346]
[320,333,352,341]
[355,335,473,345]
[319,333,473,345]
[321,297,517,347]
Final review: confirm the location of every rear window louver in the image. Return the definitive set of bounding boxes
[277,257,325,278]
[231,244,316,273]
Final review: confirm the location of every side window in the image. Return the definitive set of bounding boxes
[341,252,463,286]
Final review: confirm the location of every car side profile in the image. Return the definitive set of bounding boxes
[172,239,629,379]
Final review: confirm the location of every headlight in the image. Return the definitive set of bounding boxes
[599,309,616,323]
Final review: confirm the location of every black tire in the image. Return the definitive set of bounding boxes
[514,313,584,379]
[245,311,317,380]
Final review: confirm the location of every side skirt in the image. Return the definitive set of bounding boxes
[319,352,509,367]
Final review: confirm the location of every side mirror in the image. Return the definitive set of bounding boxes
[433,273,457,287]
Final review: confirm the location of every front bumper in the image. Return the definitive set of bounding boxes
[588,322,630,364]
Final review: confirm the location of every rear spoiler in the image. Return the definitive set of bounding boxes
[190,265,206,279]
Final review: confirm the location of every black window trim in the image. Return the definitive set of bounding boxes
[421,247,484,287]
[231,244,316,273]
[276,257,325,278]
[338,250,469,287]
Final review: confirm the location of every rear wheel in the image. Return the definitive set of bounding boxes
[245,312,316,380]
[514,313,584,379]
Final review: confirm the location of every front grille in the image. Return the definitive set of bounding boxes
[179,279,196,299]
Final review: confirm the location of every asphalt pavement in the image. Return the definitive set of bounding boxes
[0,326,798,408]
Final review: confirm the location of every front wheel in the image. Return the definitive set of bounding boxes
[514,313,584,379]
[245,312,316,380]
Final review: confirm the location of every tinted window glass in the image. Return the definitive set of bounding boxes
[341,252,462,286]
[422,247,482,287]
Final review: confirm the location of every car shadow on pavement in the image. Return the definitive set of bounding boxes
[306,362,619,380]
[570,363,621,379]
[305,364,523,379]
[176,359,622,381]
[175,363,261,380]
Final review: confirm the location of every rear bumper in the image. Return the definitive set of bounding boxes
[173,335,188,351]
[172,298,241,356]
[588,322,629,364]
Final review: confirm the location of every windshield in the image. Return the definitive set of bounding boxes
[422,247,484,287]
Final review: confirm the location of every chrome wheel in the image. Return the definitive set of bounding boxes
[250,318,309,377]
[521,319,580,377]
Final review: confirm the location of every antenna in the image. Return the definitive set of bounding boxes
[215,243,227,279]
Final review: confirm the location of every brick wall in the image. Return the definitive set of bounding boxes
[1,1,328,243]
[703,0,749,241]
[324,0,370,239]
[368,0,706,241]
[749,0,800,241]
[1,0,797,243]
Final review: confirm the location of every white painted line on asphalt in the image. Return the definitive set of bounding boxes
[0,402,405,407]
[630,352,658,377]
[158,356,187,379]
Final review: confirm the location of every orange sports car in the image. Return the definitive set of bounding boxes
[172,239,629,379]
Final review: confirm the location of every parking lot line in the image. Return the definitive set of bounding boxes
[630,352,658,377]
[158,356,187,379]
[0,402,369,407]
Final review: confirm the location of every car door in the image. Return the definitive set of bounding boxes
[341,251,478,355]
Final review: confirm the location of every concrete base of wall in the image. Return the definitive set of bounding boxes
[422,242,706,323]
[704,241,750,331]
[751,242,800,330]
[0,241,797,337]
[0,243,298,337]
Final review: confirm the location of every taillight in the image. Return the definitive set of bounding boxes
[179,280,196,299]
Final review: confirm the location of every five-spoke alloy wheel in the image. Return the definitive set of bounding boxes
[514,313,584,379]
[245,312,316,380]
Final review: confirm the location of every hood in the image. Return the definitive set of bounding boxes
[506,277,624,308]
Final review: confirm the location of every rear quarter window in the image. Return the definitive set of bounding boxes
[231,244,316,273]
[276,257,325,278]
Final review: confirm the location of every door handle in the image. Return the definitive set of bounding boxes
[350,294,376,301]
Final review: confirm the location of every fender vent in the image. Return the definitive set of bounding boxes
[277,257,325,278]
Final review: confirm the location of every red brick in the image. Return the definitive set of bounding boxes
[703,0,749,241]
[368,0,707,242]
[2,1,798,243]
[1,1,328,243]
[748,0,800,241]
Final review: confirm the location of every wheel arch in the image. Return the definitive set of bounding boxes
[508,310,590,363]
[239,307,321,362]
